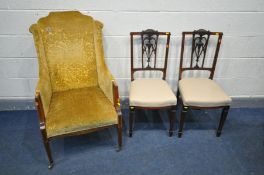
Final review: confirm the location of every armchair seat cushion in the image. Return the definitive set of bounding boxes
[46,87,117,137]
[129,79,177,107]
[179,78,232,107]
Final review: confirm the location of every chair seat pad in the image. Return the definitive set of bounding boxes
[129,79,177,107]
[179,78,232,107]
[46,87,117,138]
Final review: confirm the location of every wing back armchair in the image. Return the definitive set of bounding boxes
[30,11,122,168]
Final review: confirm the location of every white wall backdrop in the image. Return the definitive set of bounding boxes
[0,0,264,100]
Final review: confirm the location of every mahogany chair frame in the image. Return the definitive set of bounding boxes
[177,29,230,138]
[35,81,122,169]
[129,29,176,137]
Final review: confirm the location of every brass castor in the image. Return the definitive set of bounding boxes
[48,162,54,169]
[116,145,122,152]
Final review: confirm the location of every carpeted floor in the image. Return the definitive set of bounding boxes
[0,108,264,175]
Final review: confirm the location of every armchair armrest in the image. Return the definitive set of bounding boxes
[35,79,52,122]
[98,63,121,108]
[112,79,122,131]
[35,76,52,110]
[35,91,46,130]
[112,80,121,110]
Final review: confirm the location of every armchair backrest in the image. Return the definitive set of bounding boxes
[130,29,171,81]
[179,29,223,80]
[30,11,107,92]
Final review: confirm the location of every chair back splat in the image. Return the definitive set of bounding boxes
[179,29,223,80]
[130,29,171,81]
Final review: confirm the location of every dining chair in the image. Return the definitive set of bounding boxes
[177,29,232,138]
[129,29,177,137]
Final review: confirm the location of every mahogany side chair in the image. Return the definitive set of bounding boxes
[129,29,177,137]
[30,11,122,168]
[177,29,232,138]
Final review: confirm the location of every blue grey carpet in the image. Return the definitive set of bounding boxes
[0,108,264,175]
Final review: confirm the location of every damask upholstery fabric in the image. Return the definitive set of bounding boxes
[30,24,52,116]
[37,12,98,92]
[93,20,114,104]
[130,79,177,107]
[179,78,232,107]
[46,87,117,137]
[30,11,117,137]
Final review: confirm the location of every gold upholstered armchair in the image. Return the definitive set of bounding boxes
[30,11,122,168]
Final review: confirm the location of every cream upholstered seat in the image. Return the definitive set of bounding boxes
[130,79,177,107]
[179,78,231,107]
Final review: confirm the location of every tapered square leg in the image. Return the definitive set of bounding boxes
[216,106,230,137]
[168,106,176,137]
[40,129,54,169]
[178,106,188,138]
[117,114,122,151]
[128,107,135,137]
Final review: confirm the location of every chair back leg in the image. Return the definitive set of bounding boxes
[178,106,189,138]
[117,114,123,151]
[128,107,135,137]
[169,106,176,137]
[40,129,54,169]
[216,106,230,137]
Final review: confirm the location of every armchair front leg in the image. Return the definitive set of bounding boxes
[35,91,54,169]
[112,81,122,151]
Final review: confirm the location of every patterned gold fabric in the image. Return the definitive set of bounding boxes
[37,11,98,92]
[30,11,117,137]
[93,21,114,103]
[30,24,52,116]
[46,87,117,137]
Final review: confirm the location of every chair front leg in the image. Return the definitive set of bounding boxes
[178,105,189,138]
[128,107,135,137]
[40,127,54,169]
[35,92,53,169]
[168,106,176,137]
[117,111,122,151]
[216,106,230,137]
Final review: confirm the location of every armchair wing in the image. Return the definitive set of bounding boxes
[93,20,118,106]
[30,24,52,116]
